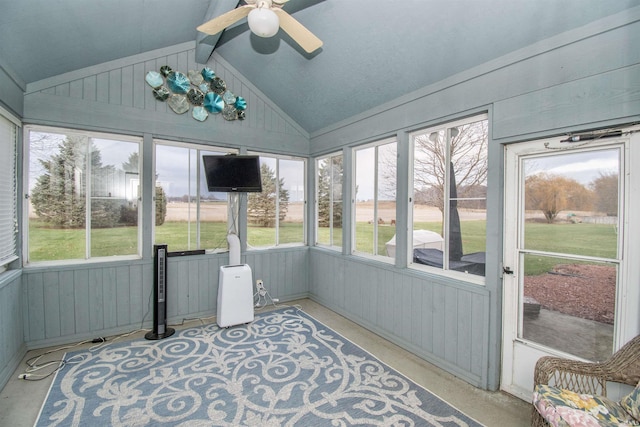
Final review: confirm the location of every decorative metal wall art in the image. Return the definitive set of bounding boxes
[145,66,246,122]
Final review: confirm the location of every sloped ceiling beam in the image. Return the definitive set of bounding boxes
[195,0,240,64]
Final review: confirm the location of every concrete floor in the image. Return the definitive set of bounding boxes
[0,299,531,426]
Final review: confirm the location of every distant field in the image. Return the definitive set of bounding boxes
[165,201,485,223]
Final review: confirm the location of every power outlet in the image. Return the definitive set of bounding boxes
[256,279,266,295]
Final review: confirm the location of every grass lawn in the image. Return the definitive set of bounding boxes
[29,219,617,276]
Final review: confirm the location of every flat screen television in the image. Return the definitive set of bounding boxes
[202,155,263,192]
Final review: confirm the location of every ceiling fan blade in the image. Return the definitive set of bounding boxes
[273,9,323,53]
[197,5,254,35]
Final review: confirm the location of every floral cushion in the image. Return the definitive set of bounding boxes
[533,384,640,427]
[620,381,640,422]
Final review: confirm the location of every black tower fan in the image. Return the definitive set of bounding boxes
[145,244,175,340]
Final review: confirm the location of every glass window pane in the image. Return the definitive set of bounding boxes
[90,138,140,257]
[354,142,397,258]
[316,157,331,246]
[28,132,87,261]
[248,157,277,247]
[155,144,229,252]
[523,149,620,258]
[377,143,396,257]
[247,155,305,248]
[411,116,487,277]
[331,155,343,247]
[521,254,615,361]
[412,129,445,267]
[355,147,375,254]
[279,158,305,245]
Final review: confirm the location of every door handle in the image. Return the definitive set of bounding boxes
[503,266,514,275]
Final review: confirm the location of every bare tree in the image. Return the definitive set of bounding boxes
[413,119,488,213]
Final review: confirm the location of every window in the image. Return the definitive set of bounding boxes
[247,154,306,248]
[410,114,488,278]
[315,152,343,249]
[353,138,397,259]
[26,127,142,263]
[154,141,235,252]
[0,109,18,271]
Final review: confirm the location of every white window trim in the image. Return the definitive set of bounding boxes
[351,137,397,264]
[23,125,143,266]
[408,113,488,284]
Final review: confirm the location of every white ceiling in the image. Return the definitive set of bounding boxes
[1,0,638,133]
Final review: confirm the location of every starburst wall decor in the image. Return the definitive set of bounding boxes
[145,66,247,122]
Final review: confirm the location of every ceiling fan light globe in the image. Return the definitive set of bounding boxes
[247,8,280,38]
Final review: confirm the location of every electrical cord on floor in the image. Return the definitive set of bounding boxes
[17,327,153,382]
[19,337,107,381]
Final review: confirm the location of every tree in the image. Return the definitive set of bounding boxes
[120,152,167,226]
[413,121,488,215]
[525,173,593,223]
[317,156,343,228]
[590,172,618,216]
[30,135,91,228]
[248,163,289,227]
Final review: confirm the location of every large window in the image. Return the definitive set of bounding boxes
[315,152,343,249]
[154,141,235,252]
[353,138,397,259]
[26,127,142,263]
[410,114,488,278]
[247,154,306,248]
[0,110,18,271]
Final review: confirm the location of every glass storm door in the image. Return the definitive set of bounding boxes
[501,128,640,401]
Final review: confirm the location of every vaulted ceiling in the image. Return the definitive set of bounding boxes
[1,0,638,134]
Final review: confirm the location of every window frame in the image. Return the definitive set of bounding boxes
[23,125,143,266]
[409,113,488,283]
[351,137,397,262]
[153,139,237,253]
[246,151,307,249]
[314,151,343,250]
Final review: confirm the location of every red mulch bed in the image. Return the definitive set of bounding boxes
[524,264,616,324]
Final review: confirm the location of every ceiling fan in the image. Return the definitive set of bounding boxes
[197,0,323,53]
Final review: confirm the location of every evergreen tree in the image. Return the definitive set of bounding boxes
[247,163,289,227]
[30,136,89,228]
[120,152,168,226]
[317,156,343,228]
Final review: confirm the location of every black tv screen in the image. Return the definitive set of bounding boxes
[202,155,263,192]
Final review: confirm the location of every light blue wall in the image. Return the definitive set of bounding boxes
[1,12,639,395]
[0,271,23,390]
[17,42,312,351]
[308,14,640,390]
[0,63,25,118]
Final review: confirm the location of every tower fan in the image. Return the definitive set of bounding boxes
[145,244,175,340]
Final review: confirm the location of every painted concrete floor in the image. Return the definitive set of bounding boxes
[0,299,531,426]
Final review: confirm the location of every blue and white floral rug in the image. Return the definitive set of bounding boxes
[36,307,483,426]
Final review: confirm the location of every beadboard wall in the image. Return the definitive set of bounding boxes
[23,42,310,156]
[22,247,308,349]
[309,250,490,386]
[0,271,23,390]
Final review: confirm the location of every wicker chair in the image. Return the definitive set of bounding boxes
[532,334,640,426]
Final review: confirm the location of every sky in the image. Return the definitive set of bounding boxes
[524,148,619,185]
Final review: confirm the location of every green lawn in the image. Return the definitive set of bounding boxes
[29,219,618,274]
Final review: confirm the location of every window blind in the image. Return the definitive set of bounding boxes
[0,113,18,267]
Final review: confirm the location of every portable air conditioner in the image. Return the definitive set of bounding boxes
[145,244,175,340]
[217,264,254,328]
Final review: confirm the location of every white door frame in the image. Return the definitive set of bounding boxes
[501,126,640,401]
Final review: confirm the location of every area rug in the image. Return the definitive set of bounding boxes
[35,307,484,426]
